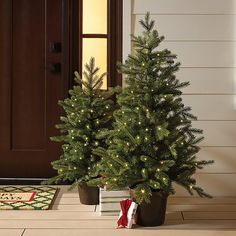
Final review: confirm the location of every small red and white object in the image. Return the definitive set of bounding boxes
[117,199,138,229]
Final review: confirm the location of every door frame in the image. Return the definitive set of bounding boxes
[67,0,123,88]
[122,0,131,65]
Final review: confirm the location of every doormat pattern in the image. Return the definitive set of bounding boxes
[0,186,58,210]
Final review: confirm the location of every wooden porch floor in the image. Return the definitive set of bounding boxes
[0,186,235,236]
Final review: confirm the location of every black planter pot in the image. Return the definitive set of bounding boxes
[78,183,99,205]
[135,191,168,226]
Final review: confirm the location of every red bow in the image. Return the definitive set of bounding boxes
[117,199,132,228]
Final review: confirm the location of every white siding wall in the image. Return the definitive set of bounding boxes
[123,0,236,196]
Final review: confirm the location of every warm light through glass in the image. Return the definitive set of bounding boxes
[82,38,107,90]
[83,0,107,34]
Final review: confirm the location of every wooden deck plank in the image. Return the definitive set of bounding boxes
[52,204,95,211]
[54,201,236,212]
[0,211,182,220]
[1,219,236,229]
[168,204,236,212]
[23,229,236,236]
[0,229,24,236]
[0,220,116,229]
[183,211,236,220]
[168,197,236,205]
[57,193,80,198]
[53,197,81,205]
[0,211,112,220]
[56,197,236,205]
[163,220,236,229]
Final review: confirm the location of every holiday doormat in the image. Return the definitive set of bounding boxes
[0,186,59,210]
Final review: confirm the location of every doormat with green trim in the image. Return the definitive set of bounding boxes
[0,186,59,210]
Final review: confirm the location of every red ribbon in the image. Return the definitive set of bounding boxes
[117,199,132,228]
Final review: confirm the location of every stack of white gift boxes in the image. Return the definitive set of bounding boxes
[98,188,130,216]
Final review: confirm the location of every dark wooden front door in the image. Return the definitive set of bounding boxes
[0,0,68,178]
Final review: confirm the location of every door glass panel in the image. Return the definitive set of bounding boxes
[82,38,107,89]
[83,0,107,34]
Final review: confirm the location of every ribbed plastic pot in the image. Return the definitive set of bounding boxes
[78,183,99,205]
[134,191,168,226]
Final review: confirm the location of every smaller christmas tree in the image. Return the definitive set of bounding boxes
[46,58,116,188]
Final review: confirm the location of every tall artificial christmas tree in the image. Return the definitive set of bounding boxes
[47,58,116,189]
[94,13,213,204]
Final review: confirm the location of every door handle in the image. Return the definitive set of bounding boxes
[48,63,61,74]
[49,42,62,53]
[40,63,61,74]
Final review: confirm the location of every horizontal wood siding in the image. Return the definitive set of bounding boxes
[134,0,236,14]
[173,174,236,196]
[182,95,236,120]
[178,68,236,94]
[159,42,236,68]
[135,15,236,41]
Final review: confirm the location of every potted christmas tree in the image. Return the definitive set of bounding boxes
[94,13,214,225]
[47,58,116,205]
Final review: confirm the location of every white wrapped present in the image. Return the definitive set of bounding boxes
[99,188,130,216]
